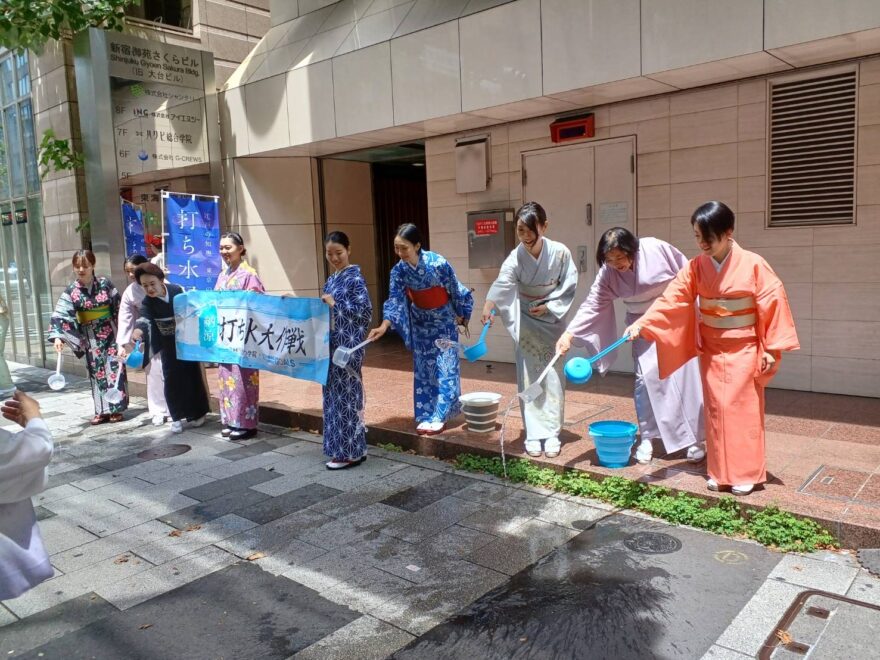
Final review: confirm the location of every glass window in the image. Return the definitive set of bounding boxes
[15,52,29,98]
[0,57,14,105]
[0,118,8,199]
[3,105,24,198]
[26,195,50,359]
[20,101,39,193]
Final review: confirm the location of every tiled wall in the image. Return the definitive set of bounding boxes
[194,0,271,87]
[424,58,880,397]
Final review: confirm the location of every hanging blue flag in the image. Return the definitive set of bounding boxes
[121,201,147,258]
[164,192,222,291]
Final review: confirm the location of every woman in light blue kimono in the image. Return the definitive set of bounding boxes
[368,224,473,435]
[481,202,578,458]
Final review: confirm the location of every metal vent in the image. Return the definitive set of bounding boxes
[769,70,857,227]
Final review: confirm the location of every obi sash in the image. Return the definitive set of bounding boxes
[699,295,756,329]
[155,318,176,337]
[406,286,449,310]
[76,305,111,325]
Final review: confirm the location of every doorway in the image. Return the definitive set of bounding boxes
[522,137,636,373]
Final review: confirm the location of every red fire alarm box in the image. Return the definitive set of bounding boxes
[550,114,595,143]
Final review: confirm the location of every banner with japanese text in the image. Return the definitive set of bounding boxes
[164,191,222,291]
[174,290,331,385]
[121,200,147,258]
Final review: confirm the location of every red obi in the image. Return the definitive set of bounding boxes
[406,286,449,310]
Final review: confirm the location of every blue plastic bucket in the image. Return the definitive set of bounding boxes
[588,420,638,468]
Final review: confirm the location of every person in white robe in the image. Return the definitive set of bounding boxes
[481,202,578,458]
[556,227,705,463]
[0,391,54,601]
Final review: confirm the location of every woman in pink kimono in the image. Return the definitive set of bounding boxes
[215,233,266,440]
[117,254,169,426]
[557,228,705,464]
[0,391,54,600]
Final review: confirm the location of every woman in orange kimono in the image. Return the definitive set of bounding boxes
[625,202,799,495]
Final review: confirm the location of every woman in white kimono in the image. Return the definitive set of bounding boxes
[0,391,54,600]
[556,227,705,464]
[481,202,578,458]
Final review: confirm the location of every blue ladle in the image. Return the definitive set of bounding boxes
[564,335,630,384]
[462,309,496,362]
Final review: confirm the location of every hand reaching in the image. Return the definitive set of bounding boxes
[1,390,41,427]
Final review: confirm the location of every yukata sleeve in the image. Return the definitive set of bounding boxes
[440,260,473,323]
[48,286,85,358]
[566,266,619,371]
[487,250,521,339]
[638,260,700,379]
[245,270,266,294]
[754,258,800,384]
[0,420,54,504]
[663,241,690,272]
[116,287,137,347]
[543,247,579,321]
[382,266,412,349]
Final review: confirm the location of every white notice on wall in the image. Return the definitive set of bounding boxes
[598,202,629,226]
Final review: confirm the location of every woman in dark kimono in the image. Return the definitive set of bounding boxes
[321,231,373,469]
[127,263,209,433]
[48,250,128,424]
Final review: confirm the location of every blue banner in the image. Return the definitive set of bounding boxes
[174,290,331,385]
[121,201,147,258]
[164,192,222,291]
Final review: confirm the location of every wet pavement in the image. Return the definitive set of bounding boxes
[2,362,879,659]
[136,336,880,548]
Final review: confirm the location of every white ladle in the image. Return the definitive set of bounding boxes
[517,351,562,403]
[47,352,66,391]
[332,338,372,368]
[104,360,126,404]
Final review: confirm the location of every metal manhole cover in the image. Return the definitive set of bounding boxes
[623,532,682,555]
[137,444,191,460]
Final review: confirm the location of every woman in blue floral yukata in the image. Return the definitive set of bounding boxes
[321,231,373,469]
[367,224,473,435]
[48,250,128,425]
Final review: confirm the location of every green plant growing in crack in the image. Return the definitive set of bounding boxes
[453,454,838,552]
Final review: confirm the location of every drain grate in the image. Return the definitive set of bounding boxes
[137,444,192,460]
[623,532,682,555]
[759,590,880,659]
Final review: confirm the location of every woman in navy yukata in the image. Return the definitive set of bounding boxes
[321,231,373,470]
[367,224,473,435]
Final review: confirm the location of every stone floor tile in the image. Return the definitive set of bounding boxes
[308,457,410,493]
[0,605,17,627]
[534,497,609,530]
[161,487,272,529]
[381,473,475,512]
[95,546,239,610]
[415,524,498,559]
[768,554,859,594]
[450,480,515,505]
[197,452,281,479]
[251,466,333,496]
[714,579,807,657]
[216,440,284,461]
[134,514,258,565]
[846,571,880,606]
[701,645,755,659]
[34,505,56,521]
[457,489,553,536]
[179,468,278,501]
[51,520,176,574]
[234,483,342,525]
[37,518,100,554]
[381,496,485,544]
[80,506,170,538]
[3,552,155,618]
[292,614,415,660]
[0,594,117,657]
[32,484,85,507]
[322,567,413,614]
[307,481,411,519]
[299,504,408,549]
[215,509,333,562]
[465,519,579,575]
[46,465,109,489]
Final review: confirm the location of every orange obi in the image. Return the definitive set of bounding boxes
[406,286,449,310]
[699,295,756,329]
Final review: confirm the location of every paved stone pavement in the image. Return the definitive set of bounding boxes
[1,363,879,659]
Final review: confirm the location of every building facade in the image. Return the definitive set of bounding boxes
[0,0,270,368]
[218,0,880,398]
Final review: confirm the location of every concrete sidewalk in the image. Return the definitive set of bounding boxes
[129,337,880,547]
[2,362,879,659]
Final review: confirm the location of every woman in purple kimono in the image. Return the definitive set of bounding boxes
[557,228,705,464]
[321,231,373,469]
[215,232,266,440]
